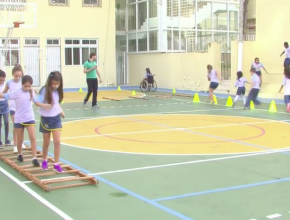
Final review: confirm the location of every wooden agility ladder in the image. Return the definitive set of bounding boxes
[0,147,98,191]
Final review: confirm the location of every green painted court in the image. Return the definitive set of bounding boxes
[1,88,290,220]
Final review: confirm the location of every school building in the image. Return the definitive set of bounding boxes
[0,0,288,99]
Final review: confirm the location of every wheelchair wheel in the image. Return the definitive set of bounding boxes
[140,80,148,92]
[150,80,157,92]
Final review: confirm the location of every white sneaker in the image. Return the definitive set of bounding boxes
[13,146,17,153]
[22,143,26,149]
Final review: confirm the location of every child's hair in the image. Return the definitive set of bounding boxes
[237,71,243,81]
[22,75,34,100]
[40,71,63,104]
[284,67,290,79]
[250,68,256,73]
[284,42,289,47]
[254,57,259,62]
[146,68,151,74]
[0,70,6,78]
[12,64,23,76]
[207,65,213,71]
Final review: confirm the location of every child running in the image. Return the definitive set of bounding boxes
[35,71,65,173]
[2,65,25,151]
[0,75,51,165]
[207,64,220,104]
[251,57,268,87]
[232,71,250,108]
[278,67,290,112]
[244,68,261,110]
[280,42,290,68]
[0,70,10,147]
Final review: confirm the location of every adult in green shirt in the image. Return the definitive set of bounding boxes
[83,52,102,108]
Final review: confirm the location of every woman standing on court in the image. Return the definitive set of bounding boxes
[207,65,220,104]
[251,57,268,87]
[83,52,102,108]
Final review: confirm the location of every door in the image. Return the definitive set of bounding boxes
[23,38,41,87]
[46,38,61,75]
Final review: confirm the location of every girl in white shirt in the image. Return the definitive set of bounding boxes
[278,67,290,112]
[251,57,268,87]
[244,68,261,110]
[233,71,250,107]
[206,65,220,104]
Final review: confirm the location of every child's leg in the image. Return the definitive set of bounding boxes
[209,88,214,103]
[245,89,255,107]
[234,95,240,102]
[10,114,17,145]
[26,125,37,158]
[42,132,51,160]
[0,114,3,144]
[26,125,40,167]
[252,89,260,105]
[52,130,61,163]
[3,112,9,144]
[243,95,246,105]
[15,127,24,155]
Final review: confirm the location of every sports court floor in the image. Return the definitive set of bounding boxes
[1,88,290,220]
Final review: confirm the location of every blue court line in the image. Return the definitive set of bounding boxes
[3,128,193,220]
[152,177,290,202]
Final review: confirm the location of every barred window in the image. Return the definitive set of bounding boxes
[49,0,69,6]
[83,0,102,7]
[0,38,20,66]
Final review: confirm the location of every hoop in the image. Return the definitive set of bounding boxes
[13,21,25,28]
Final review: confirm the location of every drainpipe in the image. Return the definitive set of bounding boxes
[238,0,244,71]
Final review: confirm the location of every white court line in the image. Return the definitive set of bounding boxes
[266,214,282,219]
[82,148,290,176]
[0,167,73,220]
[22,147,290,184]
[58,119,278,141]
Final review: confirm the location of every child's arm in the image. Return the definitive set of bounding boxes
[32,89,51,109]
[280,51,285,57]
[2,83,9,93]
[261,64,269,74]
[279,85,284,93]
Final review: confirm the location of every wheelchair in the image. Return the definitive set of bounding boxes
[140,74,157,92]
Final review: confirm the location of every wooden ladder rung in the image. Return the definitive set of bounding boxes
[129,96,149,100]
[19,161,64,169]
[102,97,121,101]
[5,154,43,159]
[33,169,79,177]
[49,182,94,190]
[42,176,94,184]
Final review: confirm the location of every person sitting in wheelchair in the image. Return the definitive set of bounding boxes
[145,68,153,83]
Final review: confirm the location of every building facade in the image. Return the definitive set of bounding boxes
[0,0,116,89]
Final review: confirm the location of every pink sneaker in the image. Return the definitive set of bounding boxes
[41,160,48,170]
[54,164,63,173]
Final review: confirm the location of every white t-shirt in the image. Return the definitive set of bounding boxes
[252,74,260,89]
[282,77,290,95]
[235,77,247,87]
[285,47,290,58]
[252,62,264,71]
[207,69,219,83]
[0,82,6,102]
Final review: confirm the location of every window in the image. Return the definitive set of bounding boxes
[0,38,20,66]
[49,0,69,6]
[64,39,98,66]
[0,0,27,11]
[46,38,60,46]
[83,0,102,7]
[24,38,39,46]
